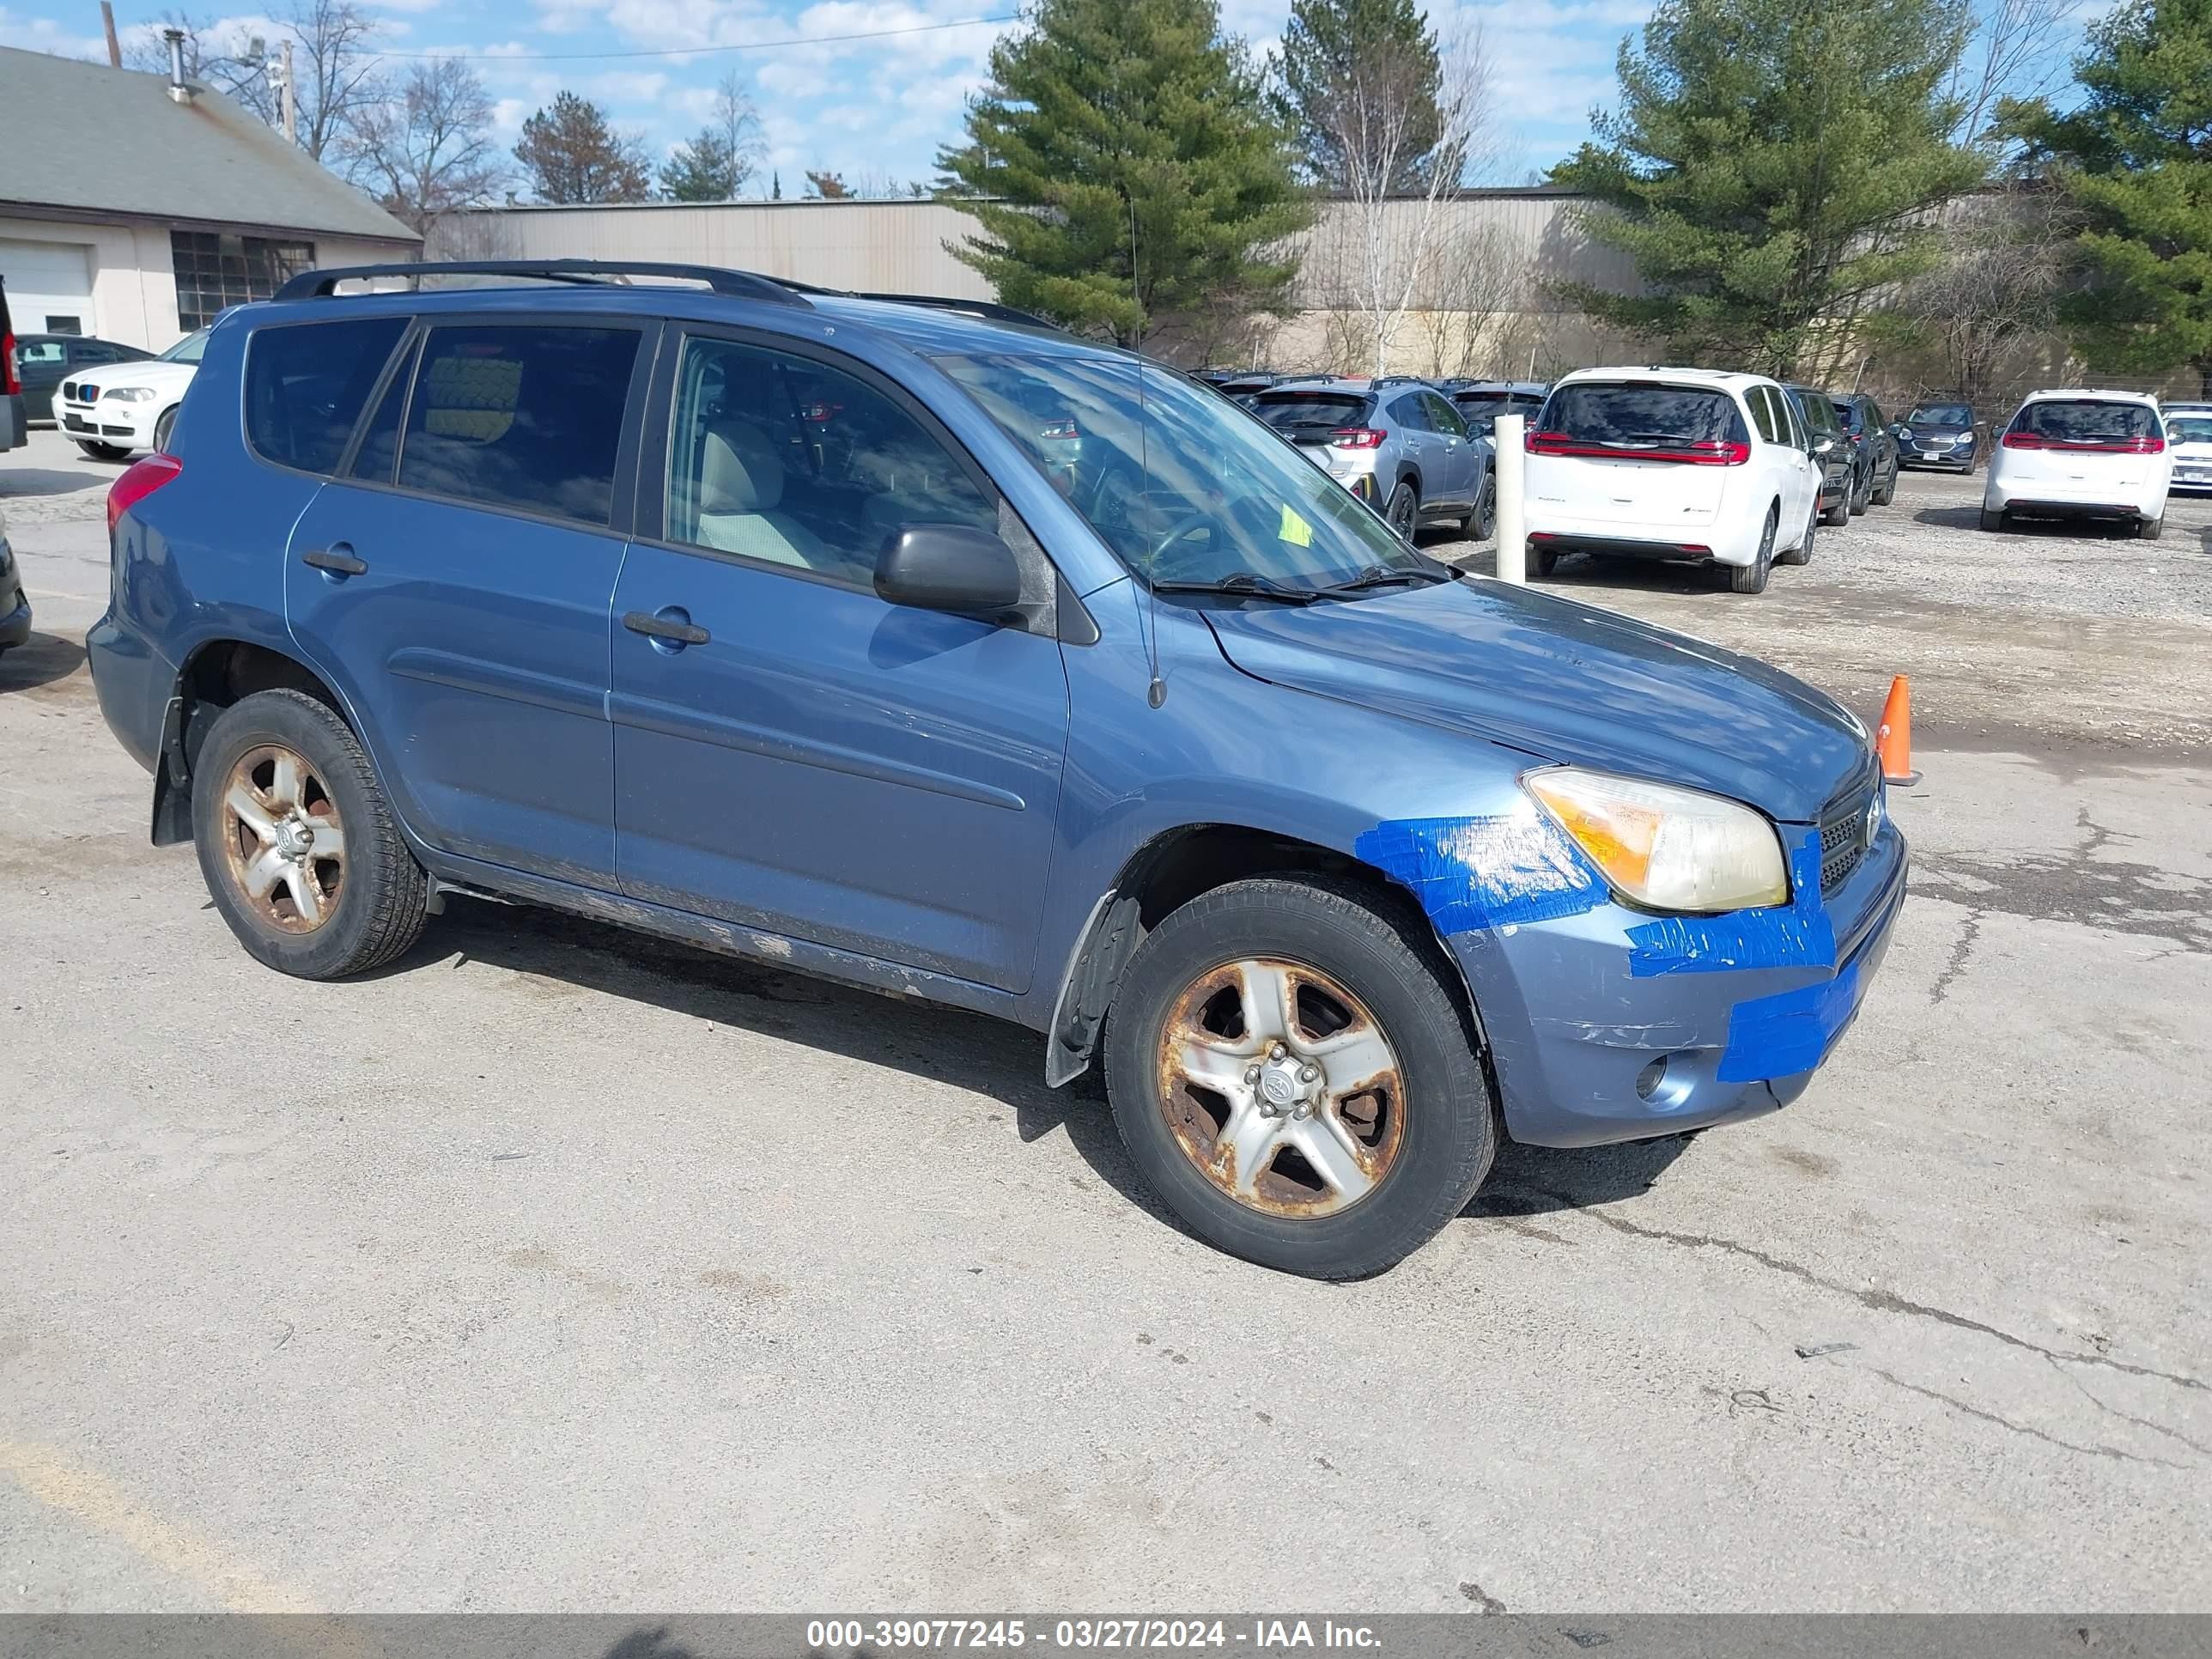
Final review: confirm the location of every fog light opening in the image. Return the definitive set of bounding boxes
[1636,1055,1668,1100]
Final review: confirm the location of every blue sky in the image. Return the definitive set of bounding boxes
[1,0,1652,193]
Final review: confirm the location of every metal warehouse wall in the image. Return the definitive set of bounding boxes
[439,191,1635,311]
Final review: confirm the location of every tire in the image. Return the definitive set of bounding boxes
[1102,877,1496,1279]
[1385,481,1419,541]
[2139,514,2163,540]
[1528,544,1559,579]
[1778,496,1814,568]
[1821,476,1850,526]
[192,689,428,980]
[76,441,128,461]
[1979,506,2007,532]
[1871,458,1898,507]
[1734,505,1779,590]
[1849,463,1871,515]
[1469,471,1496,541]
[155,406,177,453]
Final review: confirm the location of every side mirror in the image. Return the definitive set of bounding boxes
[875,523,1024,619]
[1812,435,1835,455]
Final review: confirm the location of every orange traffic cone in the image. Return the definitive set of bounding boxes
[1875,676,1920,786]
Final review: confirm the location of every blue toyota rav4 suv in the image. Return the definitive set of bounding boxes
[88,260,1908,1278]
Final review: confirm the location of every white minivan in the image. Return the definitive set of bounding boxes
[1982,389,2172,538]
[1523,368,1823,595]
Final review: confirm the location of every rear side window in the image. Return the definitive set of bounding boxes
[1538,382,1749,448]
[1253,392,1371,432]
[2009,399,2159,443]
[246,317,409,475]
[397,325,641,527]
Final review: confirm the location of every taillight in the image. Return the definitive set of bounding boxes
[108,453,182,533]
[2,329,17,396]
[1038,419,1079,441]
[1331,428,1385,449]
[2004,432,2163,453]
[1527,431,1748,465]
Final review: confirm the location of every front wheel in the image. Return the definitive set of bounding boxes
[1103,878,1496,1279]
[192,689,429,980]
[1384,481,1419,541]
[155,406,177,453]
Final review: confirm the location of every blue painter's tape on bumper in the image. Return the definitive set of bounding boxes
[1718,957,1863,1082]
[1355,811,1607,933]
[1626,831,1835,976]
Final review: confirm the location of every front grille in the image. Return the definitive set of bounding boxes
[1817,761,1879,895]
[60,380,78,402]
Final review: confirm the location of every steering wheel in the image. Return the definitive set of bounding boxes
[1146,513,1218,579]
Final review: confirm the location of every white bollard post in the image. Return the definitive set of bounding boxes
[1493,412,1527,585]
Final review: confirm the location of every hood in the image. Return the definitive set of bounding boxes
[1201,577,1869,823]
[71,360,198,393]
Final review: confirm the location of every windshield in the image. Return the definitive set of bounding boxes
[1907,404,1971,427]
[1540,382,1743,446]
[2011,399,2157,442]
[1250,392,1373,433]
[159,331,210,364]
[2168,415,2212,446]
[940,355,1424,589]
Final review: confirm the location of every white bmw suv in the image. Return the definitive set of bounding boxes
[1982,388,2172,538]
[1523,368,1824,594]
[57,328,206,460]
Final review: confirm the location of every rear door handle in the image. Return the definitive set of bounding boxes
[623,609,711,647]
[301,544,368,576]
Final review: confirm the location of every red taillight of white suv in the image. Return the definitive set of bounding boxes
[2002,432,2165,454]
[1528,431,1750,465]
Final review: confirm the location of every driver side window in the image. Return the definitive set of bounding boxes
[665,337,996,586]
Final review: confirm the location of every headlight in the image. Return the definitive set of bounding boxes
[1524,768,1787,912]
[103,386,159,402]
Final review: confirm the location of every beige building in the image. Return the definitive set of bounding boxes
[0,45,418,350]
[441,190,1638,378]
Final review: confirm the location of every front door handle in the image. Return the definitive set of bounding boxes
[301,544,368,577]
[623,609,711,647]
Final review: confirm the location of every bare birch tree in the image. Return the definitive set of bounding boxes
[1304,24,1500,377]
[1948,0,2086,146]
[1413,222,1522,378]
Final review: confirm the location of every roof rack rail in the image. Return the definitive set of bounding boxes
[851,291,1059,330]
[271,259,810,307]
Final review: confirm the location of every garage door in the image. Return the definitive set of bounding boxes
[0,237,94,336]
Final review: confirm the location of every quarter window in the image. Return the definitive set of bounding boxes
[245,317,410,476]
[665,337,995,586]
[1747,387,1781,445]
[1389,393,1431,430]
[396,325,641,527]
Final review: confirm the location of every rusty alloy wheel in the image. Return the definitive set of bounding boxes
[1156,957,1407,1218]
[219,744,348,933]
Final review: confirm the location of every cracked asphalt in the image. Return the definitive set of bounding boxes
[3,433,2209,1611]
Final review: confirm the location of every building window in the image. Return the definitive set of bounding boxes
[170,231,315,331]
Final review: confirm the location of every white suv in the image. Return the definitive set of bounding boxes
[56,328,207,460]
[1523,368,1823,594]
[1982,388,2172,538]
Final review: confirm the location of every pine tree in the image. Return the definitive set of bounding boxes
[1552,0,1986,374]
[658,73,763,202]
[514,91,652,204]
[1273,0,1441,191]
[935,0,1312,345]
[2002,0,2212,397]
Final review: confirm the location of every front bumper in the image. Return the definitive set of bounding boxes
[58,400,155,449]
[0,538,30,650]
[1899,438,1975,469]
[1450,819,1910,1147]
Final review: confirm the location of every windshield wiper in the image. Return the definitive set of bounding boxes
[1149,572,1323,605]
[1316,562,1453,595]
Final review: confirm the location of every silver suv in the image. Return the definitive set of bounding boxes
[1249,377,1495,539]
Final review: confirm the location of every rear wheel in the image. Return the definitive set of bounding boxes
[1979,506,2008,532]
[1103,877,1495,1279]
[1385,481,1419,541]
[1849,462,1872,514]
[1468,471,1496,540]
[2140,514,2164,540]
[192,689,428,980]
[1778,495,1816,567]
[1871,457,1898,506]
[1734,507,1778,591]
[1528,544,1559,579]
[1821,476,1850,526]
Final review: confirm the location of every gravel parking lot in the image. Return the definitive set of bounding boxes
[3,428,2208,1612]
